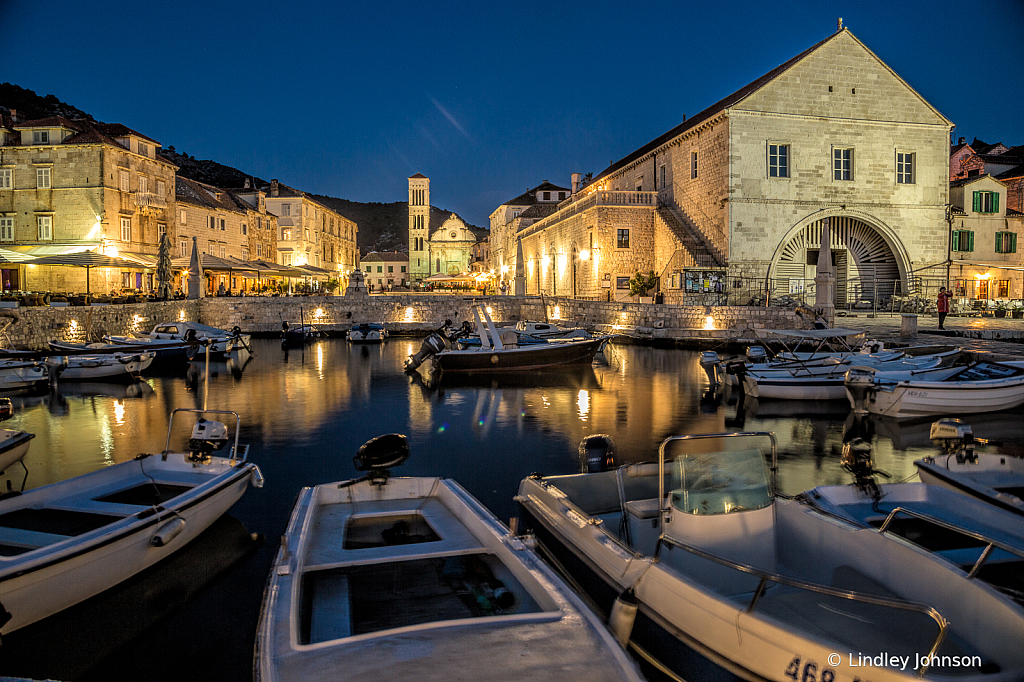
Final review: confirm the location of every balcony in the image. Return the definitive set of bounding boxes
[134,192,167,209]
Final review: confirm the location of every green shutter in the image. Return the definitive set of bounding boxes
[994,192,1000,213]
[968,231,974,252]
[973,191,982,212]
[951,231,960,251]
[996,233,1003,254]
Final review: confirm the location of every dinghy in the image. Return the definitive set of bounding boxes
[517,431,1024,681]
[46,351,154,381]
[345,322,387,343]
[106,321,250,358]
[916,419,1024,517]
[846,362,1024,418]
[254,434,642,682]
[0,361,48,392]
[0,408,263,635]
[0,429,33,475]
[281,322,322,346]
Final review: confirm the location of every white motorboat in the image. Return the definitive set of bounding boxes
[507,320,592,340]
[0,360,48,392]
[346,322,387,343]
[802,437,1024,600]
[46,351,155,381]
[0,408,263,635]
[517,431,1024,681]
[254,434,642,682]
[106,321,250,357]
[0,429,33,475]
[739,355,950,400]
[846,362,1024,418]
[915,419,1024,518]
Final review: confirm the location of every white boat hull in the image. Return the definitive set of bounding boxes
[915,453,1024,516]
[0,430,32,474]
[56,353,155,381]
[742,375,848,400]
[0,454,259,634]
[0,363,48,391]
[854,377,1024,418]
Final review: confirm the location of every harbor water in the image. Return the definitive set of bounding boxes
[0,338,1020,681]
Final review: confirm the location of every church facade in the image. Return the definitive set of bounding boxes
[509,27,954,305]
[407,174,475,282]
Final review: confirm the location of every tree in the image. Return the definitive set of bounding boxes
[629,270,658,298]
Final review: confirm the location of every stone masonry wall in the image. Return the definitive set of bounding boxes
[0,295,806,349]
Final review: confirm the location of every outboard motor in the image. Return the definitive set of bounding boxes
[188,418,229,462]
[699,351,721,386]
[340,433,410,488]
[930,418,978,464]
[746,346,768,364]
[405,320,454,372]
[841,437,889,500]
[844,368,876,415]
[578,434,616,473]
[859,340,884,354]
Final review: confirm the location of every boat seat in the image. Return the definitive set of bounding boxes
[624,498,661,520]
[0,527,70,549]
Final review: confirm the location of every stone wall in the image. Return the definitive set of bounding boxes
[0,295,806,349]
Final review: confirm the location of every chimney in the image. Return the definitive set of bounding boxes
[271,179,279,197]
[244,177,251,189]
[958,137,966,145]
[571,173,581,195]
[9,109,18,123]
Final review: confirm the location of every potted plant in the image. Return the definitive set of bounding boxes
[995,305,1008,318]
[1013,307,1023,319]
[629,270,658,303]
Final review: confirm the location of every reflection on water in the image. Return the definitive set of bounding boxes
[0,338,1019,681]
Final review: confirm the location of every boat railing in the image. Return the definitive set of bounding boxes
[653,533,948,677]
[658,431,778,505]
[163,408,246,463]
[877,506,1024,578]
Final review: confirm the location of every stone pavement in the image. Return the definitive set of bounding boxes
[833,312,1024,360]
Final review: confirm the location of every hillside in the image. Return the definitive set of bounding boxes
[0,83,487,254]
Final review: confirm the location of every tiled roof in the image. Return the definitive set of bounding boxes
[500,181,571,207]
[592,30,849,184]
[996,164,1024,180]
[93,122,160,145]
[950,175,1005,188]
[1008,208,1024,218]
[363,251,409,262]
[408,173,427,179]
[13,115,85,130]
[976,153,1023,165]
[518,204,559,220]
[176,176,246,214]
[14,117,161,145]
[950,142,970,156]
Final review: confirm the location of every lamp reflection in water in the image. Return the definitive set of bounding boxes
[577,389,590,421]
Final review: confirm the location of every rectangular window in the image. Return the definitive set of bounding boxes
[282,203,291,216]
[0,169,11,189]
[120,217,131,242]
[833,148,853,181]
[157,223,166,238]
[242,223,247,235]
[283,253,292,265]
[896,152,915,184]
[635,176,643,191]
[156,179,166,196]
[257,243,263,258]
[179,209,187,224]
[37,216,53,240]
[543,191,550,200]
[998,280,1010,298]
[242,247,249,261]
[616,228,631,249]
[973,191,999,214]
[122,272,132,289]
[209,216,216,230]
[207,240,214,254]
[138,142,149,157]
[179,240,188,257]
[219,246,226,258]
[377,266,383,273]
[768,144,789,178]
[138,176,148,194]
[660,165,666,189]
[691,151,698,179]
[120,170,130,192]
[558,192,565,200]
[401,266,406,273]
[951,230,974,252]
[283,229,291,240]
[220,219,225,231]
[616,276,630,290]
[36,167,51,189]
[995,231,1017,254]
[0,217,12,241]
[365,265,371,272]
[388,265,394,273]
[33,131,49,144]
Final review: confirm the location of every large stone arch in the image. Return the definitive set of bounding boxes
[768,209,912,306]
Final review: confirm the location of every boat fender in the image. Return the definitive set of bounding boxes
[151,517,186,547]
[608,588,638,647]
[250,466,265,488]
[491,355,499,364]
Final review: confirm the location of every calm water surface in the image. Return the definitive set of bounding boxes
[1,338,1020,681]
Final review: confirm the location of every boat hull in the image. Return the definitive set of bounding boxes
[0,363,48,391]
[0,431,33,474]
[0,455,259,634]
[854,377,1024,418]
[437,337,608,373]
[916,457,1024,517]
[742,375,847,400]
[56,353,155,381]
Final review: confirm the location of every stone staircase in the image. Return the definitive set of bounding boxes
[656,204,724,268]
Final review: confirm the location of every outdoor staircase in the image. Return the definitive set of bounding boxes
[656,203,724,268]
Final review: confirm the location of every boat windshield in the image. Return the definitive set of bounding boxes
[668,447,772,515]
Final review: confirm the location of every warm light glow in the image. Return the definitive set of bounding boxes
[577,389,590,421]
[579,249,590,261]
[314,308,324,319]
[87,218,102,239]
[542,255,551,267]
[556,253,567,274]
[552,305,561,320]
[178,309,186,321]
[703,315,715,330]
[404,306,414,322]
[500,265,509,274]
[486,306,493,315]
[295,254,308,266]
[69,319,78,331]
[113,400,125,426]
[133,314,142,324]
[102,242,118,257]
[27,264,36,269]
[975,273,992,280]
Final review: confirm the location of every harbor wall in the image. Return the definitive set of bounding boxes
[0,295,806,349]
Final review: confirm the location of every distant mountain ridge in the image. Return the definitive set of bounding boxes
[0,83,486,254]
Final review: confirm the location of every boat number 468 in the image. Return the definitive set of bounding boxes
[785,656,850,682]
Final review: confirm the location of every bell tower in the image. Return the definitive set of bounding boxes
[408,174,430,283]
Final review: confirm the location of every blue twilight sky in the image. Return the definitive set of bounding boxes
[3,0,1022,229]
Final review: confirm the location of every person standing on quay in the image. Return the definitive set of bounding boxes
[936,286,952,330]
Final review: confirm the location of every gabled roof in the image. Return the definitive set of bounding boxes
[13,115,85,131]
[970,138,1005,155]
[996,164,1024,181]
[176,176,246,214]
[408,173,427,179]
[950,175,1006,188]
[363,251,409,262]
[950,142,971,156]
[500,181,571,207]
[592,28,951,184]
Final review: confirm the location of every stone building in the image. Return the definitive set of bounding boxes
[261,179,358,279]
[489,181,569,282]
[361,251,409,288]
[947,174,1024,302]
[470,236,489,273]
[950,137,1024,214]
[509,27,954,306]
[0,115,176,293]
[225,184,279,264]
[406,174,477,282]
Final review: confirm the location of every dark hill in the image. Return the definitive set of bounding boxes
[0,83,487,254]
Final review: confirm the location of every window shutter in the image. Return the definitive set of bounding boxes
[996,233,1003,254]
[1013,232,1018,254]
[973,191,981,212]
[951,231,959,251]
[968,231,974,252]
[994,193,1000,213]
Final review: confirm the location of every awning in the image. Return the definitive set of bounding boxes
[171,254,249,272]
[0,244,96,262]
[949,262,1024,273]
[119,252,159,268]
